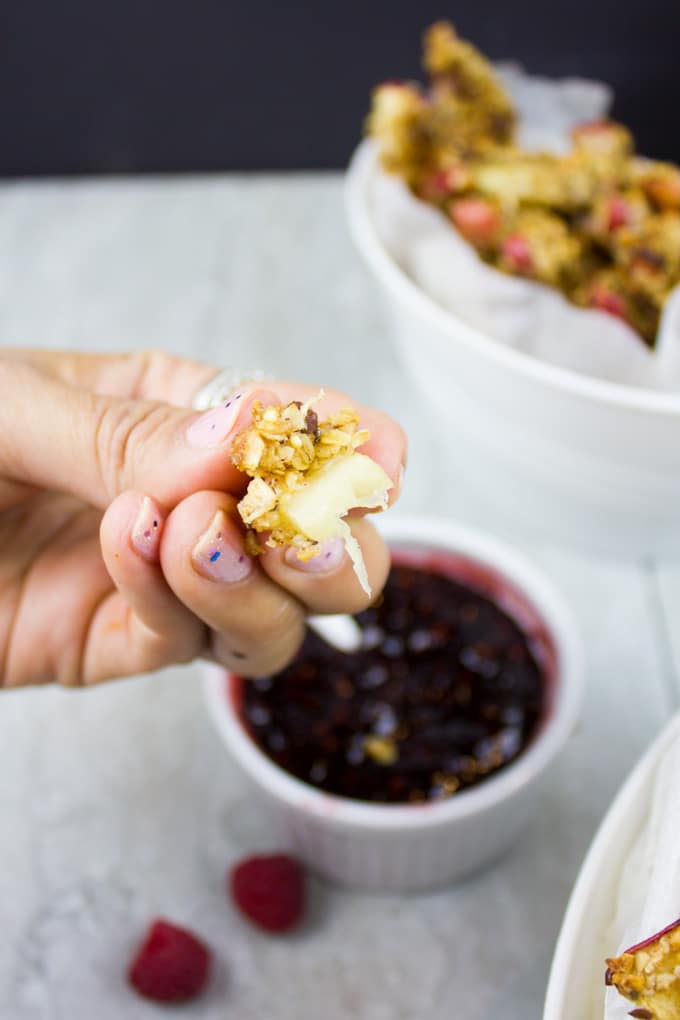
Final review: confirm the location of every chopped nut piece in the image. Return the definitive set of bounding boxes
[237,477,278,526]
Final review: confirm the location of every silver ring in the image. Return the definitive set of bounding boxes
[191,368,269,411]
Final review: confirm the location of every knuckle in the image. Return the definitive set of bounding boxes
[0,361,37,472]
[134,637,185,675]
[92,397,173,499]
[246,596,304,644]
[218,629,304,679]
[124,351,155,399]
[128,349,207,404]
[248,644,302,678]
[128,350,170,397]
[213,599,305,677]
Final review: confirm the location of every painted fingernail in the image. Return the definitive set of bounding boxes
[185,393,245,448]
[131,497,164,562]
[285,536,345,573]
[192,511,253,583]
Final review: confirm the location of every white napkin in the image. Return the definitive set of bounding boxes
[603,734,680,1018]
[368,67,680,391]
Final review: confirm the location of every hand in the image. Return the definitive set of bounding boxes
[0,350,406,686]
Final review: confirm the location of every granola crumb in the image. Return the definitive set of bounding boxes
[363,735,399,766]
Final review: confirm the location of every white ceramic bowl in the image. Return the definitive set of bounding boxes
[345,141,680,558]
[543,711,680,1020]
[204,515,584,891]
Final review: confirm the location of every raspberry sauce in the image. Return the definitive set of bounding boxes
[237,547,555,804]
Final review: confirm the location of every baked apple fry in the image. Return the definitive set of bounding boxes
[367,20,680,347]
[231,395,393,596]
[606,917,680,1020]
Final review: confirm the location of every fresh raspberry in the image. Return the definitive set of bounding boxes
[449,197,501,248]
[128,919,212,1003]
[230,854,305,933]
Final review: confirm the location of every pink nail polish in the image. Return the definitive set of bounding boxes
[185,393,245,448]
[131,496,163,562]
[192,512,253,583]
[285,536,345,573]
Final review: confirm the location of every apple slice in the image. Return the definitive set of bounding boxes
[606,917,680,1020]
[278,453,392,595]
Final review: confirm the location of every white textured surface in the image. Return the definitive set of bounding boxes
[0,174,678,1019]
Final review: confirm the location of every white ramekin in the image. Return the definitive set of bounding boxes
[345,140,680,558]
[203,515,584,891]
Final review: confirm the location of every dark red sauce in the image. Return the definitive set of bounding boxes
[237,547,555,805]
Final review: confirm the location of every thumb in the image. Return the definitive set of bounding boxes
[0,359,277,508]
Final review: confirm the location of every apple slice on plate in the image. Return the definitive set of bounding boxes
[605,919,680,1020]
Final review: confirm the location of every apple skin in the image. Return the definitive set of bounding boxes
[623,918,680,958]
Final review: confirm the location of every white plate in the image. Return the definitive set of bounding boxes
[543,711,680,1019]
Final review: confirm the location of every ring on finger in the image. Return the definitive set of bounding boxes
[191,367,271,411]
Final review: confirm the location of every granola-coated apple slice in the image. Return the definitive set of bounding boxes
[605,917,680,1019]
[231,396,393,596]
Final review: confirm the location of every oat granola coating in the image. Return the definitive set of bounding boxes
[232,397,371,559]
[423,21,515,145]
[494,209,585,289]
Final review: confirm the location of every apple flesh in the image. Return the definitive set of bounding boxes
[279,453,393,596]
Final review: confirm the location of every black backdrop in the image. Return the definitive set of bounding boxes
[2,0,678,177]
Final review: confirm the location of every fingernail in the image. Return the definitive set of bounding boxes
[185,393,246,448]
[192,511,253,583]
[131,496,164,562]
[285,536,345,573]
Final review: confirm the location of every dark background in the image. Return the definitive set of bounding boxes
[2,0,678,177]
